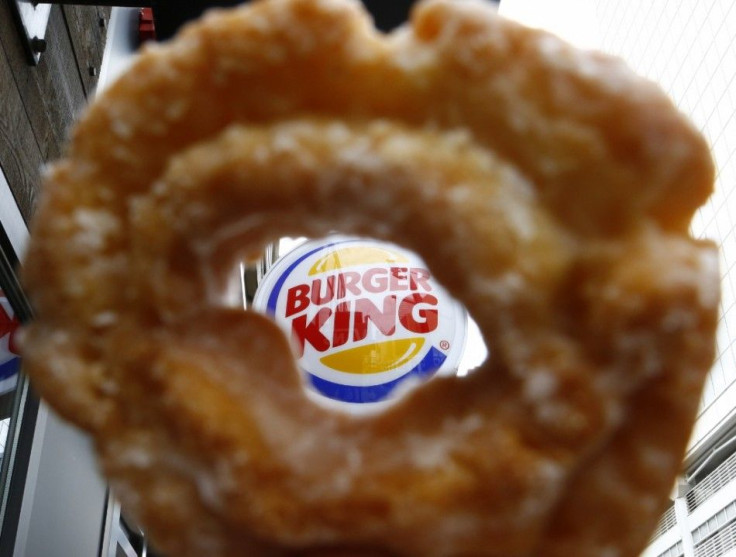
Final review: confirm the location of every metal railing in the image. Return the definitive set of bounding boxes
[687,451,736,513]
[657,540,684,557]
[653,503,679,539]
[694,519,736,557]
[692,501,736,544]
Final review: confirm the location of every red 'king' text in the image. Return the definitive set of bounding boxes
[284,267,438,357]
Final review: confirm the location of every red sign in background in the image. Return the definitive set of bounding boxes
[0,292,20,394]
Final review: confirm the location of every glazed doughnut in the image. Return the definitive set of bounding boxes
[22,0,718,556]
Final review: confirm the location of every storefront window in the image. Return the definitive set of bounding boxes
[0,158,42,556]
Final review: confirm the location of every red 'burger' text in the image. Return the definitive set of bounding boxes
[284,267,438,356]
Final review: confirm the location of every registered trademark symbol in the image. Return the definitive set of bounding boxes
[440,340,450,350]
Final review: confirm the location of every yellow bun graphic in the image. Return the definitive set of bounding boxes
[320,337,425,374]
[308,246,408,275]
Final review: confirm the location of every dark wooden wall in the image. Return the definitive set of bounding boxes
[0,3,111,225]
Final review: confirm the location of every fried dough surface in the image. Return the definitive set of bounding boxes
[22,1,717,556]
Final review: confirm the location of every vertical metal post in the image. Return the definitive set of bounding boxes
[675,480,696,557]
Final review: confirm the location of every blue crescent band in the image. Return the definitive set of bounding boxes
[306,346,447,403]
[0,356,20,380]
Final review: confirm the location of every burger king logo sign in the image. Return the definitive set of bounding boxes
[253,236,467,409]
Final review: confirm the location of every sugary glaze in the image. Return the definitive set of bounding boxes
[22,1,718,555]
